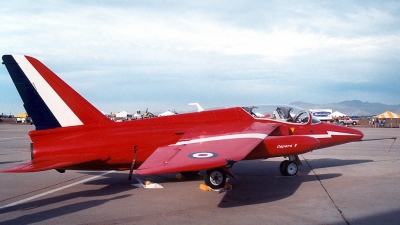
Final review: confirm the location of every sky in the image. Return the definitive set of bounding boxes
[1,1,399,114]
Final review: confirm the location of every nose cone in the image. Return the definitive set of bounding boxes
[349,127,364,141]
[336,125,364,143]
[334,125,364,142]
[316,123,364,149]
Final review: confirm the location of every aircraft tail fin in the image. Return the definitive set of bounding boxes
[2,55,112,130]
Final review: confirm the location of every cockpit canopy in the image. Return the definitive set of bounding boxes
[242,105,321,124]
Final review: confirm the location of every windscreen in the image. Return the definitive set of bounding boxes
[242,105,321,124]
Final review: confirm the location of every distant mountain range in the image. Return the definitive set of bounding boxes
[290,100,400,116]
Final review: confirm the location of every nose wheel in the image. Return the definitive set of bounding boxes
[279,160,298,176]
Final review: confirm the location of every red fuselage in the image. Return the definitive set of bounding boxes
[28,107,363,171]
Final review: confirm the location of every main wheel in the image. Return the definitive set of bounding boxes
[283,161,298,176]
[204,168,226,189]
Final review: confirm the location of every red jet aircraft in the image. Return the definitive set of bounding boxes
[1,55,363,189]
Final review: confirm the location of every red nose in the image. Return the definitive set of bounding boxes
[350,127,364,141]
[316,123,364,149]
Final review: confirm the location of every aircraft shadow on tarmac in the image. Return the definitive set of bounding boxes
[80,158,372,209]
[0,157,372,224]
[0,160,23,165]
[83,158,372,209]
[302,158,373,170]
[1,195,131,225]
[217,158,372,208]
[0,183,132,224]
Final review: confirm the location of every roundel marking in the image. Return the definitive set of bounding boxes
[189,152,218,159]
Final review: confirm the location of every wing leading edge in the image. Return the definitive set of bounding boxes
[136,123,277,175]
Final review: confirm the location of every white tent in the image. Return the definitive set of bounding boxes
[331,111,346,117]
[115,111,130,118]
[158,110,176,117]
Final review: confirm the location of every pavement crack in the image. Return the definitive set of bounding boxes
[301,155,350,225]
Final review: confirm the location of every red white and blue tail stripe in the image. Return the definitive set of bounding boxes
[2,55,111,130]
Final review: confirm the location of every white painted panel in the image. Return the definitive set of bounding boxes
[173,133,268,146]
[13,55,83,127]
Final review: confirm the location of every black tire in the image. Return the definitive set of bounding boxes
[284,161,298,176]
[280,160,289,175]
[204,168,226,189]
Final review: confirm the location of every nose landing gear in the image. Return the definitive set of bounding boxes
[279,160,298,176]
[279,155,301,176]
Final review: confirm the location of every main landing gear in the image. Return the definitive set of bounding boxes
[204,168,227,189]
[279,155,302,176]
[180,168,228,189]
[202,159,236,189]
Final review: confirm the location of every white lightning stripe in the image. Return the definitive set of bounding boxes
[173,133,267,146]
[13,55,83,127]
[305,131,359,139]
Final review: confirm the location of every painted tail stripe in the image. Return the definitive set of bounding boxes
[173,133,268,146]
[13,55,83,127]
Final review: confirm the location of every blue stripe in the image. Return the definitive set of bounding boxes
[2,55,61,130]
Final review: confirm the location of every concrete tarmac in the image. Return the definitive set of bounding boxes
[0,125,399,225]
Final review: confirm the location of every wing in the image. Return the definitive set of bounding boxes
[136,122,277,175]
[1,154,110,172]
